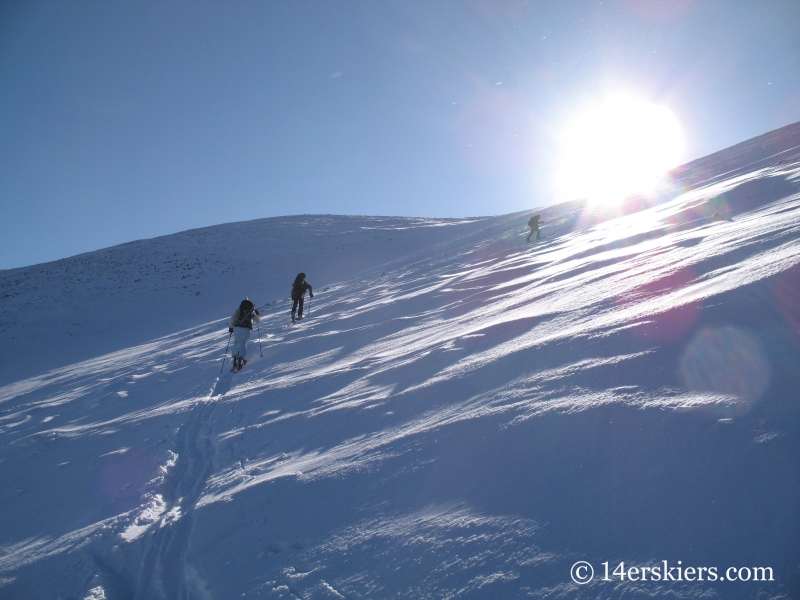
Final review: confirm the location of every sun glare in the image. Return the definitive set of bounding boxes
[556,95,685,204]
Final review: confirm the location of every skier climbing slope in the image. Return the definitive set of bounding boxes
[228,297,260,372]
[291,272,313,323]
[526,214,542,242]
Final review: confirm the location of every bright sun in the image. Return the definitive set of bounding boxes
[556,95,685,204]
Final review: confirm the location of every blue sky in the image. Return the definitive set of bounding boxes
[1,0,799,270]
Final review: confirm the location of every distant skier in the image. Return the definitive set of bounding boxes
[291,273,313,323]
[526,214,542,243]
[228,298,260,372]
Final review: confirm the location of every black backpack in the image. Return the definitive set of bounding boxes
[236,299,255,326]
[291,273,306,299]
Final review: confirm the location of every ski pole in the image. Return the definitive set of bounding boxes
[220,329,232,374]
[257,320,263,357]
[306,295,311,317]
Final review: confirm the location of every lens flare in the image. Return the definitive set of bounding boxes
[556,95,685,204]
[680,327,771,404]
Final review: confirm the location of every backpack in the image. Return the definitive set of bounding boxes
[291,273,306,299]
[235,299,255,327]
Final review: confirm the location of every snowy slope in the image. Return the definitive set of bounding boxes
[0,215,490,381]
[1,122,800,599]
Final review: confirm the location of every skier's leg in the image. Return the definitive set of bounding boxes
[231,331,241,361]
[526,229,532,242]
[291,298,299,320]
[232,327,251,360]
[239,328,251,360]
[298,297,305,319]
[230,333,240,370]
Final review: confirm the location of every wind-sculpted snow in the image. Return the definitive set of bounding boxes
[0,215,488,381]
[263,505,551,599]
[1,124,799,598]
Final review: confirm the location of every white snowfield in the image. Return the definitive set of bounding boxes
[1,123,799,599]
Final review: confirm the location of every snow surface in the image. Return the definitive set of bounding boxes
[1,122,800,598]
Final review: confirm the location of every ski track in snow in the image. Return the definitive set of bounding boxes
[1,125,800,598]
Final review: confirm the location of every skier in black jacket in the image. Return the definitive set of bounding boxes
[526,214,542,242]
[291,273,313,323]
[228,298,260,372]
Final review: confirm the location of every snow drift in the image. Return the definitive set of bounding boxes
[1,122,799,599]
